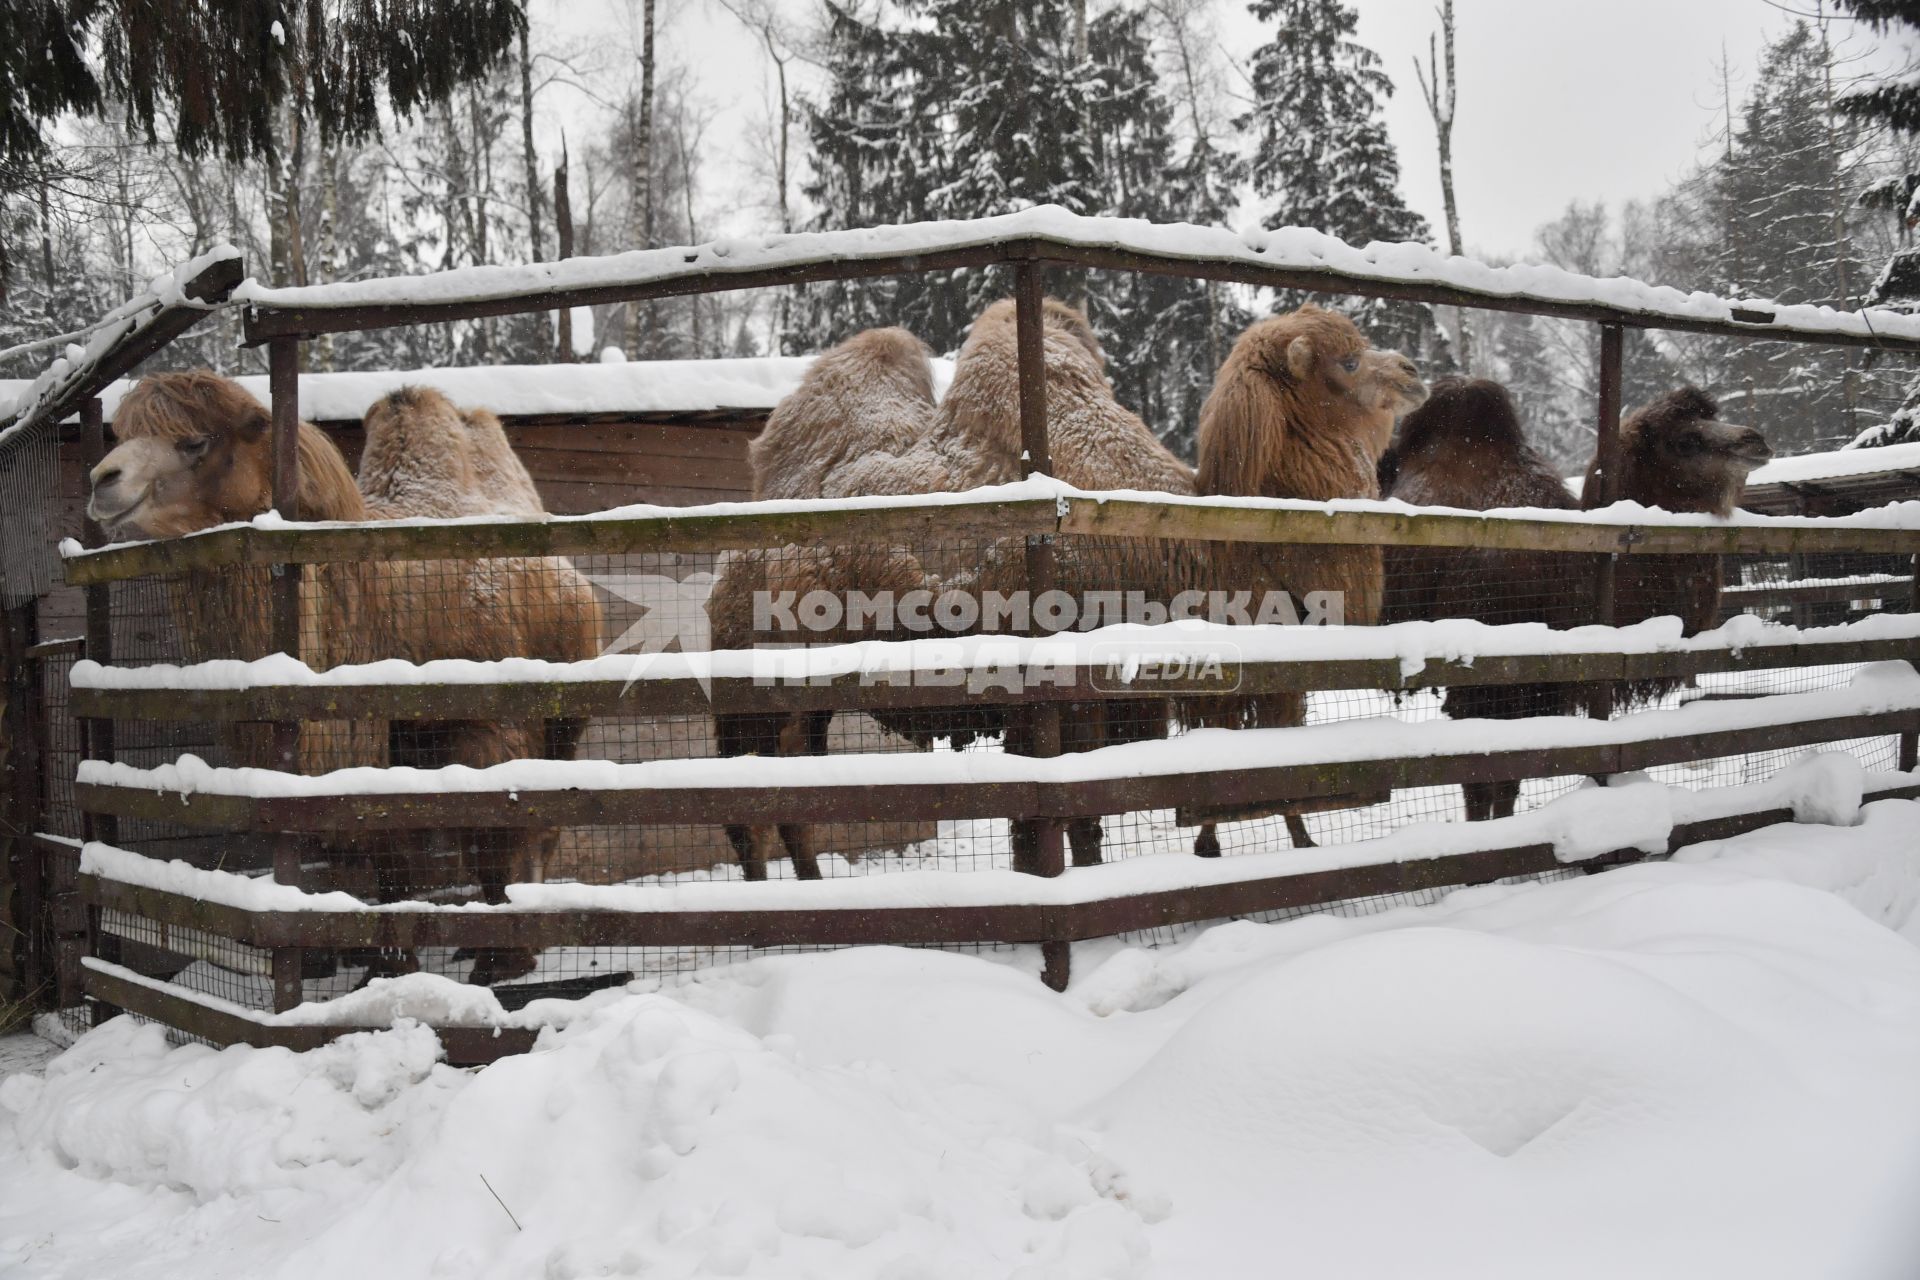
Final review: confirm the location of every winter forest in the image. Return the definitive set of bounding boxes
[10,0,1920,466]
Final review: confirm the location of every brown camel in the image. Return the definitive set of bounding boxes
[1380,377,1587,821]
[1184,305,1429,854]
[89,373,603,986]
[1380,381,1771,823]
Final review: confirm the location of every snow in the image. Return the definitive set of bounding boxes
[57,473,1920,570]
[73,661,1920,801]
[0,353,971,430]
[232,205,1920,346]
[0,246,240,446]
[66,609,1920,692]
[1747,439,1920,488]
[9,803,1920,1277]
[74,754,1907,928]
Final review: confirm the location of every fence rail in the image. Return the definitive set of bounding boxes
[60,487,1920,585]
[64,630,1920,723]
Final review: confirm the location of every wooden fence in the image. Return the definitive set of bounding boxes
[15,213,1920,1056]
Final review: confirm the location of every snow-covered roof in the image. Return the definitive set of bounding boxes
[237,206,1920,349]
[1746,440,1920,488]
[0,356,960,427]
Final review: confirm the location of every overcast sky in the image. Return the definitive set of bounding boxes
[532,0,1909,265]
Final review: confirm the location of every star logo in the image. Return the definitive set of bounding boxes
[588,571,718,699]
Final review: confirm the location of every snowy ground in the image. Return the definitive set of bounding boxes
[8,803,1920,1277]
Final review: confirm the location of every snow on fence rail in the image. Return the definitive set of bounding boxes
[72,763,1920,1062]
[62,612,1920,724]
[235,206,1920,352]
[57,480,1920,585]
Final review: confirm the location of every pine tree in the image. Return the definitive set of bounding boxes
[1237,0,1446,363]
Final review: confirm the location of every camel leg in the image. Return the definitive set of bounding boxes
[1284,812,1316,849]
[466,826,539,986]
[1068,816,1103,868]
[728,825,768,881]
[777,711,832,880]
[1193,823,1222,858]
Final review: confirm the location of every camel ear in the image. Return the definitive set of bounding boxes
[1285,335,1316,382]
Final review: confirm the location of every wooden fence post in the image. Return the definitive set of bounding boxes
[1010,260,1070,991]
[78,396,124,1022]
[1586,324,1624,725]
[0,604,44,1009]
[1903,553,1919,773]
[267,338,307,1012]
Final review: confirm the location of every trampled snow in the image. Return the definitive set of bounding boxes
[9,803,1920,1278]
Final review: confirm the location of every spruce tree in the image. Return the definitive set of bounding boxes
[1834,0,1920,445]
[792,2,945,351]
[1082,6,1246,457]
[1237,0,1446,362]
[1686,22,1875,452]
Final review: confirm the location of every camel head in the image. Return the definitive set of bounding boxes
[1603,386,1772,516]
[89,370,364,540]
[1197,305,1429,500]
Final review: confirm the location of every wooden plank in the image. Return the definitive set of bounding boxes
[514,444,752,491]
[1720,577,1913,614]
[239,235,1920,354]
[80,779,1920,957]
[65,496,1064,584]
[0,254,244,440]
[71,707,1920,833]
[82,963,536,1063]
[65,490,1920,586]
[508,421,757,460]
[67,634,1920,724]
[1058,496,1920,558]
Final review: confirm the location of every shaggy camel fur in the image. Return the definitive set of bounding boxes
[1380,378,1587,821]
[1583,386,1771,704]
[711,303,1195,875]
[1185,305,1428,853]
[90,374,603,984]
[707,328,989,878]
[1379,382,1770,823]
[930,297,1202,869]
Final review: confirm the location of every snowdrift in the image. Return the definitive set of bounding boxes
[7,803,1920,1278]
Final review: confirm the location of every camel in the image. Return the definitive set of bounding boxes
[88,373,603,985]
[1583,386,1772,704]
[1379,377,1588,820]
[706,327,999,879]
[1380,381,1771,822]
[710,302,1200,876]
[1183,305,1429,854]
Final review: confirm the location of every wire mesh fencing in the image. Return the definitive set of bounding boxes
[60,526,1920,1017]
